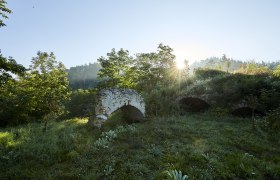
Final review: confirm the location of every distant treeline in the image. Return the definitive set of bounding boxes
[67,63,101,89]
[190,56,280,73]
[67,57,280,90]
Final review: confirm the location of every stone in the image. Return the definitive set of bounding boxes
[89,88,145,128]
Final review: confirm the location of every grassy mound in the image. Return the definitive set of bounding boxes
[0,115,279,179]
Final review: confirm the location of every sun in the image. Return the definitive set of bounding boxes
[176,60,185,70]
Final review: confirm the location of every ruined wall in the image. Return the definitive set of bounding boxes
[89,88,145,128]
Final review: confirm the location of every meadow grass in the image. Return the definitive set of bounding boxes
[0,114,279,179]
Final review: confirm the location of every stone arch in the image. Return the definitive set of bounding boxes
[113,105,145,123]
[232,107,265,118]
[178,96,210,113]
[89,88,145,128]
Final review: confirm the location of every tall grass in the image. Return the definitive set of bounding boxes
[0,115,279,179]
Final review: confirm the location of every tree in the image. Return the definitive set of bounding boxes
[0,0,12,27]
[97,48,136,88]
[272,64,280,77]
[21,52,71,119]
[245,61,270,75]
[0,52,71,126]
[97,44,177,91]
[0,51,26,85]
[65,89,96,118]
[134,43,176,90]
[222,54,231,72]
[0,52,26,125]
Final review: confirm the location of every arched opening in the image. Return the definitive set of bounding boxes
[232,107,265,118]
[105,105,144,127]
[91,88,145,128]
[179,97,210,113]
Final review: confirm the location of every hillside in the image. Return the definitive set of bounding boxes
[0,115,279,179]
[67,63,101,90]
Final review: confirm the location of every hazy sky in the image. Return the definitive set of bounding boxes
[1,0,280,68]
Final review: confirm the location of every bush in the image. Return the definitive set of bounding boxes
[264,107,280,131]
[194,68,228,80]
[65,89,96,118]
[142,85,179,116]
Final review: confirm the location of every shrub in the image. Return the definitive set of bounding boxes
[264,107,280,131]
[93,125,136,149]
[65,89,96,118]
[142,85,180,116]
[164,169,188,180]
[194,68,228,80]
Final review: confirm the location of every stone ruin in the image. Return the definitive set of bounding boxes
[88,88,145,128]
[88,88,265,128]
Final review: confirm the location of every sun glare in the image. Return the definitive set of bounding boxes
[176,60,185,70]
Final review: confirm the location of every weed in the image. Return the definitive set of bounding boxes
[164,169,188,180]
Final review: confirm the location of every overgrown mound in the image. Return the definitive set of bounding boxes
[181,69,280,114]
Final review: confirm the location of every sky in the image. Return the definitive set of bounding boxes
[1,0,280,68]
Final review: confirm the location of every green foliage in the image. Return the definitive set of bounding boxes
[135,43,177,90]
[98,48,136,88]
[194,68,228,79]
[1,44,280,178]
[0,0,11,27]
[165,170,188,180]
[259,88,280,111]
[190,56,246,73]
[94,125,136,149]
[68,63,101,89]
[143,84,179,116]
[1,115,279,179]
[65,89,96,118]
[190,56,278,74]
[0,118,91,178]
[263,107,280,131]
[0,79,30,126]
[210,107,230,117]
[21,51,71,119]
[186,69,280,113]
[97,44,178,91]
[0,51,71,126]
[273,64,280,77]
[0,51,26,85]
[237,61,270,75]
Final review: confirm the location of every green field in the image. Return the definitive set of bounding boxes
[1,114,279,179]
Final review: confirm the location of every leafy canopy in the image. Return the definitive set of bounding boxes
[98,48,135,88]
[97,44,179,90]
[272,64,280,77]
[0,0,12,27]
[22,51,71,117]
[0,52,71,126]
[0,51,26,85]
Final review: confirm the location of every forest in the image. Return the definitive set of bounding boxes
[1,1,280,179]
